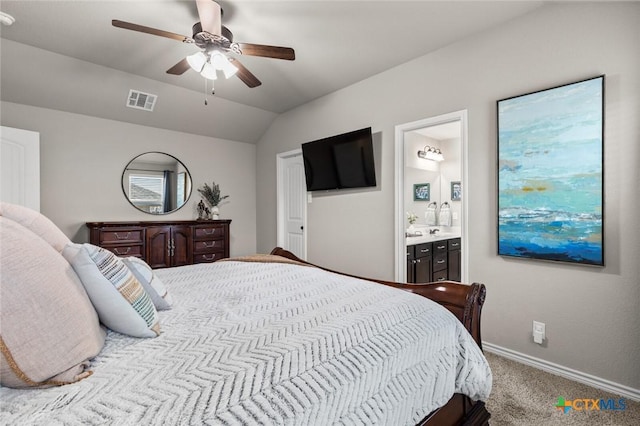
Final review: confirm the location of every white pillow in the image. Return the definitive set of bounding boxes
[122,257,173,311]
[63,243,160,338]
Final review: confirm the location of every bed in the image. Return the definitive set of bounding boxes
[0,203,491,425]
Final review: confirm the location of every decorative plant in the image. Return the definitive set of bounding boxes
[406,211,418,225]
[198,182,229,208]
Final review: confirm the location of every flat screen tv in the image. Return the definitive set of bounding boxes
[301,127,376,191]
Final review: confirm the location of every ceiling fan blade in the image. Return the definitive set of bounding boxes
[166,58,191,75]
[234,43,295,60]
[196,0,222,36]
[112,20,192,43]
[229,58,262,88]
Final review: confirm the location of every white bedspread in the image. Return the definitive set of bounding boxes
[0,260,492,425]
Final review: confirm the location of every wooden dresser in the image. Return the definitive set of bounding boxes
[86,220,231,268]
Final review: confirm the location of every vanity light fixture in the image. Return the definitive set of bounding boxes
[418,146,444,162]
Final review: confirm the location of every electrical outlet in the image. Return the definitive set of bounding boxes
[533,321,545,344]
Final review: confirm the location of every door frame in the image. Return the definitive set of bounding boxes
[1,126,40,211]
[394,110,469,282]
[276,148,307,259]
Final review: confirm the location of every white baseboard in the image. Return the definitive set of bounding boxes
[483,342,640,402]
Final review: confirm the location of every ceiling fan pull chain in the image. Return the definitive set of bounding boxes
[204,78,208,106]
[203,78,216,106]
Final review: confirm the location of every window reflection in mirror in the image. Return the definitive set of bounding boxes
[122,152,192,214]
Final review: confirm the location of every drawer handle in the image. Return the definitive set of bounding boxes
[437,245,446,250]
[437,259,446,264]
[114,232,131,240]
[451,243,460,247]
[201,254,216,261]
[203,241,216,248]
[420,248,429,253]
[113,247,131,255]
[203,229,216,235]
[437,277,446,281]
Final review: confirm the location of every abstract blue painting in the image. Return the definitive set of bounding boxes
[497,76,604,266]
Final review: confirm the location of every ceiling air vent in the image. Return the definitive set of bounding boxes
[126,90,157,112]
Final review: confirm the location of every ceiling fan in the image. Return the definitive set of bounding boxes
[112,0,295,89]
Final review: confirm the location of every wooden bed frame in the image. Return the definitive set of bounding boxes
[270,247,491,426]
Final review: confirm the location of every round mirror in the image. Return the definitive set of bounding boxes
[122,152,192,215]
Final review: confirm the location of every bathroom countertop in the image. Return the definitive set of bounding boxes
[405,228,461,246]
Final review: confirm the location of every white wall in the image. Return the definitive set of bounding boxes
[0,101,257,257]
[256,3,640,390]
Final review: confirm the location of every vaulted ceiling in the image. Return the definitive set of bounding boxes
[0,1,545,143]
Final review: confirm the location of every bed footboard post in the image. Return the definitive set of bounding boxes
[463,283,486,351]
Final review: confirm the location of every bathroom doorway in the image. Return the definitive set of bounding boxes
[394,110,469,283]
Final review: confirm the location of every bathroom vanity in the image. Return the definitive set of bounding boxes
[406,230,461,283]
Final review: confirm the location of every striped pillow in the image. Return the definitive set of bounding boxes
[63,244,160,338]
[122,257,173,311]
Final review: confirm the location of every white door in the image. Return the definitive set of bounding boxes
[277,150,307,259]
[0,126,40,211]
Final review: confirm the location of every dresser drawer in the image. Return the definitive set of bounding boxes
[432,268,448,282]
[99,228,144,244]
[448,238,461,251]
[433,252,448,272]
[415,242,432,258]
[193,226,225,240]
[433,241,448,254]
[106,245,144,258]
[193,252,223,263]
[193,239,226,254]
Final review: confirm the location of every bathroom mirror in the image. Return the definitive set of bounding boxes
[122,152,192,214]
[404,123,462,229]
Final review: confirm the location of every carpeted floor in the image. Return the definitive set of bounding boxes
[484,352,639,425]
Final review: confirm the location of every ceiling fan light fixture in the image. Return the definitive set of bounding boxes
[0,11,16,26]
[112,3,294,90]
[210,51,225,68]
[200,62,217,80]
[187,51,207,72]
[211,51,238,78]
[222,61,238,79]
